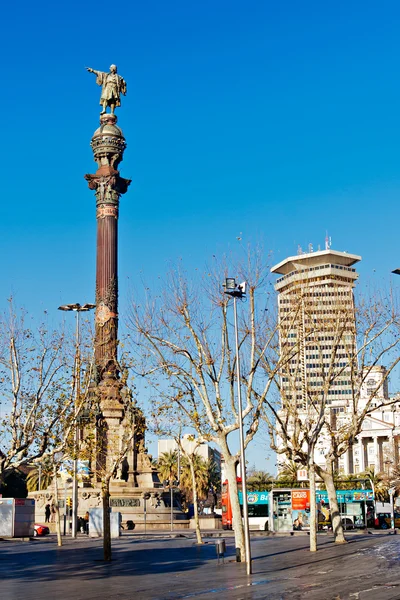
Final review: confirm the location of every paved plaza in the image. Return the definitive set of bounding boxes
[1,532,400,600]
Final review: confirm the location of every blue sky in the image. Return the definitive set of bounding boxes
[2,1,400,471]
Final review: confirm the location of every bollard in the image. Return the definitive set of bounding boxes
[216,539,226,564]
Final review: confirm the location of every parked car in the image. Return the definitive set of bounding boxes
[34,524,50,537]
[318,515,355,530]
[341,517,355,530]
[375,512,400,529]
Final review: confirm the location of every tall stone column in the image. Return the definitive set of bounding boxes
[85,113,131,474]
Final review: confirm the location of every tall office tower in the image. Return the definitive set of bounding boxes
[271,248,361,415]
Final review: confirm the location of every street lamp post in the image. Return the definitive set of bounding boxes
[164,479,177,532]
[58,303,95,538]
[142,492,150,535]
[389,487,396,531]
[63,478,68,536]
[223,278,252,575]
[170,486,173,532]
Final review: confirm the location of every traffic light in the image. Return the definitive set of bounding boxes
[66,497,72,509]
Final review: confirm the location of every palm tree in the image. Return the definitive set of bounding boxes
[180,454,209,501]
[26,460,54,492]
[276,461,302,488]
[247,471,274,491]
[336,473,361,491]
[156,450,178,485]
[362,466,389,502]
[206,459,221,507]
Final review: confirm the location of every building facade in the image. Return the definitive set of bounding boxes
[271,248,400,476]
[340,366,400,475]
[158,435,221,472]
[272,248,361,414]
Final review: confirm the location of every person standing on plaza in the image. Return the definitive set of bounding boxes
[45,504,51,523]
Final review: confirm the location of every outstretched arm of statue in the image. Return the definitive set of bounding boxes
[86,67,99,75]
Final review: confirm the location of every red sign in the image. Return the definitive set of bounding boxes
[292,490,310,510]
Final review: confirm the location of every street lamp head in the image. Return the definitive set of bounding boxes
[58,303,96,312]
[224,278,236,291]
[82,303,96,311]
[223,278,246,298]
[58,304,76,311]
[392,269,400,276]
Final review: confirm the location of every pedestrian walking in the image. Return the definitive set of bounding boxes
[84,511,89,534]
[50,504,56,522]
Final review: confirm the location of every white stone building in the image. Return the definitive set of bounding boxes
[339,366,400,475]
[158,435,221,472]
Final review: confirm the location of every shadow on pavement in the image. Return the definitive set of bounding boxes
[0,539,229,583]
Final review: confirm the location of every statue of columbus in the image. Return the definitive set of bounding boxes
[86,64,127,114]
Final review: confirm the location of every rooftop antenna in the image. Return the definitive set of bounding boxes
[325,232,331,250]
[308,243,313,253]
[297,244,303,255]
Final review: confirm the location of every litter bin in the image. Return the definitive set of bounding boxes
[216,538,226,564]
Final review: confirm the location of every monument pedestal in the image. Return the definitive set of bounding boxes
[31,462,189,531]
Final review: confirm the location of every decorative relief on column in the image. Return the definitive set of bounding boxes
[85,173,130,206]
[95,303,117,327]
[103,278,118,309]
[96,279,118,311]
[97,205,119,219]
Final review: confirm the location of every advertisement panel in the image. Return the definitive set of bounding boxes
[291,490,311,531]
[59,459,90,481]
[238,491,269,505]
[316,490,374,503]
[291,490,310,510]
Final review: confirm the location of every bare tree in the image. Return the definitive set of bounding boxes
[153,408,207,545]
[0,301,85,485]
[127,252,285,560]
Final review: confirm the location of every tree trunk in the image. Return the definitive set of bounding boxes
[53,465,62,547]
[309,460,317,552]
[102,478,112,561]
[225,457,245,561]
[189,458,203,545]
[321,462,346,544]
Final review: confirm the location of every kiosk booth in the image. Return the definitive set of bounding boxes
[269,488,374,532]
[270,489,311,532]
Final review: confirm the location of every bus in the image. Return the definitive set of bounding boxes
[240,490,269,531]
[221,479,269,530]
[221,478,241,529]
[221,480,374,532]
